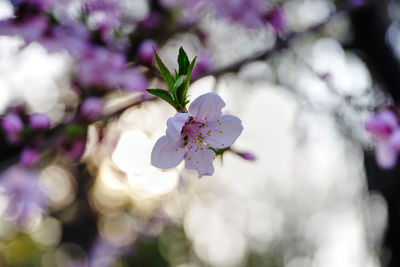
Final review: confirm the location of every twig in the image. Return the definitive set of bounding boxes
[0,95,158,172]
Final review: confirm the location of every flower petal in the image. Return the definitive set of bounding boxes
[189,92,225,121]
[389,129,400,151]
[151,135,185,169]
[376,141,398,169]
[166,113,190,140]
[203,115,243,149]
[185,148,216,177]
[365,109,398,138]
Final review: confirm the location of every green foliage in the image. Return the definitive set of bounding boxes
[121,236,169,267]
[158,226,191,266]
[146,89,177,109]
[177,56,196,105]
[147,47,197,112]
[66,123,86,137]
[173,75,187,93]
[153,48,175,92]
[177,47,190,76]
[2,234,43,267]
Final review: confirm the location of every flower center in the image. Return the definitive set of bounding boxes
[180,116,208,152]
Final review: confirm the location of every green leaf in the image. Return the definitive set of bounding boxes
[147,89,177,108]
[177,47,190,76]
[153,48,174,91]
[66,123,85,138]
[173,75,186,92]
[176,57,197,104]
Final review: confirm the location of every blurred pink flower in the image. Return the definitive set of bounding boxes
[160,0,268,28]
[0,16,48,43]
[212,0,267,28]
[0,13,91,55]
[151,92,243,177]
[20,147,40,167]
[365,109,400,168]
[78,47,147,91]
[2,113,23,134]
[139,12,162,29]
[81,97,103,120]
[267,8,285,34]
[60,139,86,161]
[138,39,157,64]
[237,152,256,161]
[192,51,212,80]
[29,113,51,130]
[0,166,47,227]
[85,0,120,32]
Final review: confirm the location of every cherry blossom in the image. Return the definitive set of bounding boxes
[365,109,400,168]
[151,92,243,177]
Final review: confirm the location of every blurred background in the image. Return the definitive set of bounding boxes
[0,0,399,266]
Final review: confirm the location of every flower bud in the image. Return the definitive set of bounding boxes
[29,113,51,130]
[2,113,23,134]
[81,97,103,120]
[237,152,256,161]
[20,147,40,167]
[138,39,157,64]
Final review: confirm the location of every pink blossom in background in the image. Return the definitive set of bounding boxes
[138,39,157,64]
[0,5,91,55]
[160,0,268,28]
[365,109,398,139]
[138,12,162,29]
[211,0,267,28]
[29,113,51,130]
[20,147,40,167]
[365,109,400,168]
[267,8,285,34]
[40,22,91,55]
[0,166,48,227]
[84,0,120,32]
[81,97,103,120]
[77,47,147,91]
[151,92,243,177]
[60,139,86,161]
[192,51,212,80]
[2,113,23,135]
[0,16,48,44]
[2,113,23,144]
